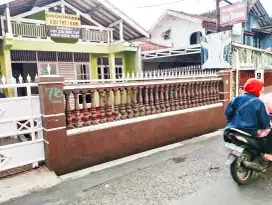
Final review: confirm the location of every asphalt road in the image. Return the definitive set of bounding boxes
[2,131,272,205]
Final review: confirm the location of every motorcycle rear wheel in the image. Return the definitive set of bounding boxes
[230,151,253,185]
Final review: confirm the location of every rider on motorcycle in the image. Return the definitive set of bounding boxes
[225,78,272,157]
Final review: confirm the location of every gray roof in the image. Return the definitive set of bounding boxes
[199,10,216,19]
[0,0,149,41]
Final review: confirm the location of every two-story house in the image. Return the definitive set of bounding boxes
[141,10,215,71]
[0,0,149,96]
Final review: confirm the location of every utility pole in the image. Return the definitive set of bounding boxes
[216,0,220,32]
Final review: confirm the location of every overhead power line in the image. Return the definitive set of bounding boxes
[136,0,186,8]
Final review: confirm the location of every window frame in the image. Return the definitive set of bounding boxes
[115,57,124,79]
[38,63,58,76]
[97,57,110,80]
[75,63,91,82]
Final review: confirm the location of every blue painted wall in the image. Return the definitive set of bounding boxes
[261,35,272,49]
[244,14,272,49]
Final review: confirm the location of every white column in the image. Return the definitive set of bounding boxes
[119,20,124,41]
[0,16,5,37]
[61,0,65,13]
[136,47,142,73]
[5,4,13,35]
[111,30,114,43]
[109,53,116,80]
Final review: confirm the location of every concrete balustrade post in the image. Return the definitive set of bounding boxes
[37,76,67,175]
[218,70,231,110]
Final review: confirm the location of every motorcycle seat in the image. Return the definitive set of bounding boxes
[229,128,252,137]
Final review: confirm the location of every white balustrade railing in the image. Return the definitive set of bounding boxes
[12,22,47,38]
[82,26,112,43]
[145,65,202,72]
[0,74,37,86]
[65,69,218,84]
[9,20,114,43]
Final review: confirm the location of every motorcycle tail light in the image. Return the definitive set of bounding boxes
[235,135,248,143]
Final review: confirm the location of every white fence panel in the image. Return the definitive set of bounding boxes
[0,97,41,137]
[0,76,44,172]
[0,140,44,171]
[0,97,40,119]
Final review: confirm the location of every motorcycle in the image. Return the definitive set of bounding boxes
[224,126,272,185]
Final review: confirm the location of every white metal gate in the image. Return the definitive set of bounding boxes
[0,75,44,172]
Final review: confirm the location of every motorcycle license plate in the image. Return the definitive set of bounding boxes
[225,154,236,165]
[225,142,244,153]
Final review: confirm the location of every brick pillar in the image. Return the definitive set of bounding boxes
[37,76,67,175]
[218,70,231,110]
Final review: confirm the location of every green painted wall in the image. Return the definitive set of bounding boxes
[115,51,137,75]
[90,54,99,80]
[124,51,137,75]
[12,39,109,53]
[26,11,45,20]
[0,49,14,96]
[0,53,6,77]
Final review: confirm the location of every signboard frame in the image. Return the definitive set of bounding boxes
[45,12,82,39]
[220,1,248,27]
[201,31,232,69]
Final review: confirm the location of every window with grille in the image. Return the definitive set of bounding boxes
[253,35,261,48]
[75,64,90,81]
[97,57,110,80]
[76,64,91,104]
[37,51,57,62]
[115,57,123,79]
[39,63,57,75]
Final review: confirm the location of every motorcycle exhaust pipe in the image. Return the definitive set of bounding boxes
[242,161,266,173]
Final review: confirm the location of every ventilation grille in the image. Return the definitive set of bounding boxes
[58,52,73,62]
[11,50,37,62]
[74,53,89,62]
[37,51,57,62]
[11,51,90,63]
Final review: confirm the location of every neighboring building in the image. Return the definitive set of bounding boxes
[201,0,272,50]
[0,0,149,96]
[142,0,272,89]
[140,8,233,72]
[148,10,214,48]
[141,10,211,71]
[201,0,272,96]
[148,0,272,50]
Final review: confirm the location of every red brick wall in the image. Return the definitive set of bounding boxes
[39,72,230,176]
[55,105,226,175]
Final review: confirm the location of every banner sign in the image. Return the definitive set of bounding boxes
[220,1,247,26]
[45,12,81,39]
[235,47,272,70]
[201,31,232,69]
[237,48,258,69]
[262,53,272,69]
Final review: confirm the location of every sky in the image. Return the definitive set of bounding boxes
[109,0,272,30]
